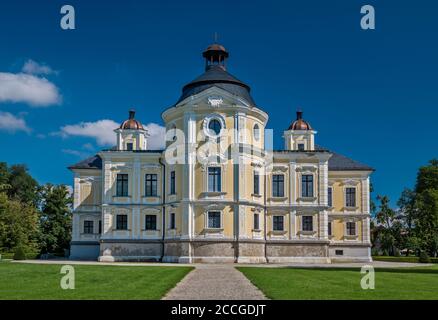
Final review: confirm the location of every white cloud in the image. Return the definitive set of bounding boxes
[0,111,31,133]
[57,119,166,150]
[59,119,118,145]
[145,122,166,150]
[22,59,56,75]
[0,72,61,107]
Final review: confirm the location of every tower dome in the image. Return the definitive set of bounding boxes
[175,42,256,106]
[288,110,312,131]
[115,109,148,151]
[120,109,144,130]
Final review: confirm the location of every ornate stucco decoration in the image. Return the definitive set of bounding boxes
[207,96,223,107]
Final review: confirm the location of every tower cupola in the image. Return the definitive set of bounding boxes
[202,43,229,71]
[115,109,149,151]
[283,109,316,151]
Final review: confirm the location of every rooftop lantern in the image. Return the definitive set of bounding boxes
[202,43,229,71]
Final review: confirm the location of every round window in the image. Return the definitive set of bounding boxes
[208,119,222,136]
[253,124,260,141]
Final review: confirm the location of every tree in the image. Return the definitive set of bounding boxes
[0,162,11,192]
[375,195,400,256]
[0,193,40,252]
[38,184,72,254]
[7,164,40,206]
[397,188,417,256]
[415,159,438,193]
[415,189,438,256]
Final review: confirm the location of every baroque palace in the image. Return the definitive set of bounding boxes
[69,43,373,263]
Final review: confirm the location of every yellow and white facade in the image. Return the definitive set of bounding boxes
[69,43,373,263]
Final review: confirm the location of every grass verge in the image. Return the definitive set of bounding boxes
[237,265,438,300]
[0,261,192,300]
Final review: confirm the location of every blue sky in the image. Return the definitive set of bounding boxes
[0,0,437,207]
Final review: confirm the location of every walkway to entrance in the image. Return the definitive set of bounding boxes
[162,264,267,300]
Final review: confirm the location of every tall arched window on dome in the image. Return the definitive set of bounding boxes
[253,124,260,141]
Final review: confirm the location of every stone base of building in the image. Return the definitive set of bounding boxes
[98,240,162,262]
[266,241,331,264]
[71,239,371,264]
[328,243,372,263]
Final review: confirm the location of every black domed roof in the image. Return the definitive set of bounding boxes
[175,44,256,106]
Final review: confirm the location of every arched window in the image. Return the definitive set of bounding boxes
[253,124,260,141]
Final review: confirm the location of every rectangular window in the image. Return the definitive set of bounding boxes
[83,220,94,234]
[170,171,176,195]
[273,215,284,231]
[346,187,356,207]
[116,174,129,197]
[346,222,356,236]
[170,213,176,229]
[302,216,313,231]
[208,167,221,192]
[145,215,157,230]
[328,221,332,236]
[145,174,158,197]
[98,220,102,234]
[328,187,333,207]
[254,213,260,230]
[116,214,128,230]
[272,174,284,197]
[298,143,305,151]
[207,211,221,229]
[301,174,314,198]
[253,172,260,195]
[126,142,133,151]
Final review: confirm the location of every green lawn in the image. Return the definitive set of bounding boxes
[238,266,438,300]
[0,261,192,300]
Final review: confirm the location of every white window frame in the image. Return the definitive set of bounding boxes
[345,220,358,237]
[272,215,285,231]
[144,214,158,231]
[253,170,260,196]
[203,114,226,139]
[205,210,223,230]
[301,215,314,232]
[203,164,226,194]
[272,173,285,198]
[300,173,315,198]
[344,186,357,208]
[169,212,176,230]
[253,123,261,141]
[328,186,333,208]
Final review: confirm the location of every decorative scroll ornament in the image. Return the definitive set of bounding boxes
[208,96,223,107]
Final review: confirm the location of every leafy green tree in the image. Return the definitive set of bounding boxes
[397,188,417,256]
[0,193,40,252]
[7,164,40,205]
[375,195,399,256]
[415,159,438,193]
[38,184,72,254]
[415,189,438,256]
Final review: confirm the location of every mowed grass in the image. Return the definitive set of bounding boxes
[238,266,438,300]
[0,261,192,300]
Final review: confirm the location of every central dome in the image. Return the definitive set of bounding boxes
[175,43,256,106]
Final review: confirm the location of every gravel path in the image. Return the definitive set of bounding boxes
[162,265,267,300]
